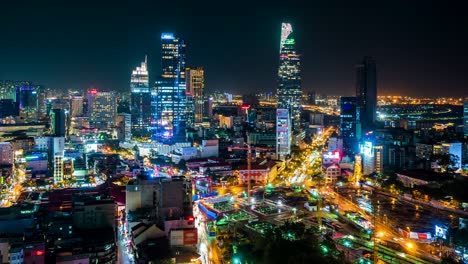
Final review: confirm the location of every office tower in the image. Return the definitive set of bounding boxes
[464,101,468,136]
[0,99,19,118]
[130,56,151,137]
[70,95,84,117]
[340,96,361,154]
[152,33,187,143]
[276,109,291,159]
[277,23,301,133]
[51,108,66,137]
[186,67,205,126]
[16,85,39,122]
[116,113,131,141]
[355,56,377,131]
[87,88,117,129]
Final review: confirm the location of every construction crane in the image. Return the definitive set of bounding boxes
[228,134,274,203]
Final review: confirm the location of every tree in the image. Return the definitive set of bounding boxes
[431,153,460,172]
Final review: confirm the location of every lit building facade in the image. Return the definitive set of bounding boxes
[340,96,360,153]
[70,95,84,117]
[355,56,377,131]
[130,56,151,137]
[152,33,187,143]
[186,67,205,126]
[276,109,291,159]
[87,89,117,129]
[277,23,301,133]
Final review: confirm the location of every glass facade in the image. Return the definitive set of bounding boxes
[340,96,360,153]
[186,67,204,126]
[355,56,377,131]
[277,23,301,133]
[152,33,187,143]
[131,56,151,137]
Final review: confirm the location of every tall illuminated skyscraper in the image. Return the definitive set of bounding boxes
[277,23,301,133]
[355,56,377,131]
[186,67,204,127]
[131,56,151,137]
[152,33,187,143]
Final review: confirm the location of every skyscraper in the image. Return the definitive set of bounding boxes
[355,56,377,131]
[277,23,301,133]
[87,88,117,129]
[152,33,187,143]
[186,67,204,126]
[130,56,151,137]
[340,96,361,154]
[16,85,39,122]
[464,101,468,136]
[276,108,291,159]
[51,108,66,137]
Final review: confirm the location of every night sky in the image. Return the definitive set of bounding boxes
[1,0,467,97]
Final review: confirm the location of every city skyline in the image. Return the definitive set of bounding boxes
[1,1,467,97]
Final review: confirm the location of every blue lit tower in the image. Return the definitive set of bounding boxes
[277,23,301,133]
[152,33,187,143]
[340,96,361,154]
[355,56,377,131]
[130,56,151,137]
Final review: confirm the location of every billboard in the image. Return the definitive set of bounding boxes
[360,141,373,157]
[170,229,198,246]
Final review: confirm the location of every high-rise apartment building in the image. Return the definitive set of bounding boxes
[152,33,187,143]
[131,56,151,137]
[355,56,377,131]
[87,89,117,129]
[186,67,204,126]
[277,23,301,133]
[340,96,360,154]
